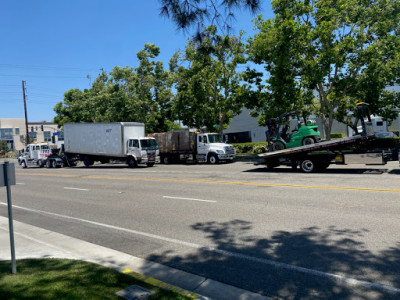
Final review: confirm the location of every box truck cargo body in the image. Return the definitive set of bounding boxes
[63,122,159,167]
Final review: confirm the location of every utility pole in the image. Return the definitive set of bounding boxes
[22,80,29,145]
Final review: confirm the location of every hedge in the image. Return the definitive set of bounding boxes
[232,142,267,154]
[330,133,345,138]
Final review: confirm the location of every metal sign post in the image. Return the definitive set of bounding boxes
[0,162,17,274]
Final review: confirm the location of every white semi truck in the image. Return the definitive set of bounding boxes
[61,122,159,167]
[149,130,236,164]
[18,143,52,168]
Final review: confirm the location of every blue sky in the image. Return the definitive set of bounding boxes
[0,0,272,122]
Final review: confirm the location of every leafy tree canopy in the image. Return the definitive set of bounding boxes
[247,0,400,138]
[53,44,178,133]
[171,25,246,133]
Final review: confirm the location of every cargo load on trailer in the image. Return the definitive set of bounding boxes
[149,130,235,164]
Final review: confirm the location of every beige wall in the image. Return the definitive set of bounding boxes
[0,118,61,151]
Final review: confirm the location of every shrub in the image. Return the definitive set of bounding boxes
[330,133,345,138]
[232,142,267,154]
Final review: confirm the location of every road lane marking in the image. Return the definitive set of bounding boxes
[16,172,400,193]
[64,187,89,191]
[1,202,399,295]
[16,183,25,185]
[163,196,216,203]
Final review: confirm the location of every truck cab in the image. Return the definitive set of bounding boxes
[127,137,160,167]
[196,133,236,164]
[18,143,51,168]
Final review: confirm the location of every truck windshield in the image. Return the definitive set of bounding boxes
[140,139,159,150]
[208,134,224,143]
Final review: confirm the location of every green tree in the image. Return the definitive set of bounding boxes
[53,45,176,133]
[171,26,246,134]
[247,0,400,139]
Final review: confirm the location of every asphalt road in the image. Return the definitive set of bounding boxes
[1,160,400,299]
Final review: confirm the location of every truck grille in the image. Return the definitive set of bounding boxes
[225,146,235,155]
[147,150,156,161]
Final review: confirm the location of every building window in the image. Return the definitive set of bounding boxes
[15,128,20,135]
[0,128,13,140]
[44,131,51,142]
[225,131,251,143]
[29,132,37,140]
[58,131,64,141]
[20,135,25,142]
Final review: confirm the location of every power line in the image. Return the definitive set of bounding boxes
[0,74,89,79]
[0,63,101,72]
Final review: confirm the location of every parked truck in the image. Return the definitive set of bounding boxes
[60,122,159,168]
[149,130,236,164]
[257,103,399,172]
[18,143,52,168]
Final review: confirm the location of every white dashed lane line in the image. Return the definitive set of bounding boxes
[163,196,216,203]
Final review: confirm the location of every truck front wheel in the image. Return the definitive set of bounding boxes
[300,159,317,173]
[46,159,51,168]
[21,160,27,169]
[208,154,219,164]
[127,157,137,168]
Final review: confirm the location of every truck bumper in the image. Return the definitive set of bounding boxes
[138,155,160,164]
[218,154,236,161]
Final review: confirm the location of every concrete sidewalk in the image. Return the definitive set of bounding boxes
[0,216,268,300]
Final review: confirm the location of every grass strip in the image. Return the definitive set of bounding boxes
[0,258,189,300]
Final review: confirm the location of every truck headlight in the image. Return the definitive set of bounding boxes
[216,150,224,154]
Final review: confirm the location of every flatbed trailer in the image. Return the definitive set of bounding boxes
[257,103,399,172]
[257,134,398,172]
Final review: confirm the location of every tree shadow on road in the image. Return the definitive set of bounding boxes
[147,220,400,299]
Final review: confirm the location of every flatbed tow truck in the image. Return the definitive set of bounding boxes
[256,103,399,172]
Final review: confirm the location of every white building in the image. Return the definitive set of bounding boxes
[223,108,400,143]
[0,119,62,151]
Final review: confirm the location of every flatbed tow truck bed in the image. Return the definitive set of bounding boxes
[256,134,398,172]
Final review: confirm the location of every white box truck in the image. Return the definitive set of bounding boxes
[62,122,159,167]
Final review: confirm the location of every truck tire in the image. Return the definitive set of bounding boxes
[21,160,27,169]
[272,141,285,151]
[300,158,317,173]
[83,156,93,167]
[46,159,51,168]
[38,160,44,168]
[302,137,315,146]
[127,157,137,168]
[52,160,58,168]
[208,153,219,164]
[162,156,170,164]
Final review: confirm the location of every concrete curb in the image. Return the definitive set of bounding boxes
[0,217,269,300]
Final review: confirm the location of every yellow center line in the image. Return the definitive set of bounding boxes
[16,172,400,193]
